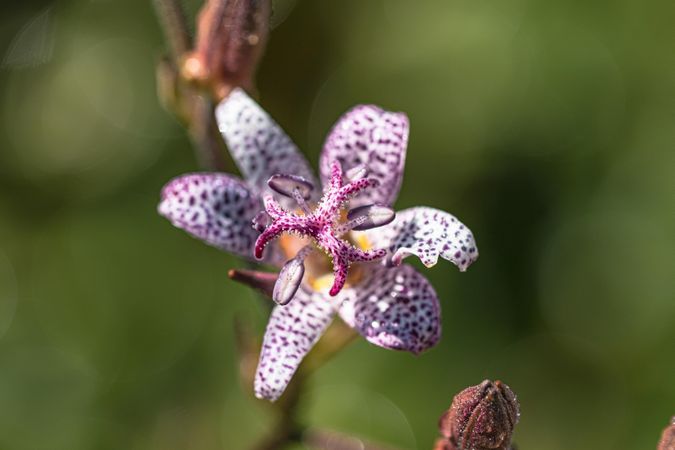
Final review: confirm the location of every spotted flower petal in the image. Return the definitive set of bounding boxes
[158,173,260,258]
[337,264,440,355]
[359,207,478,271]
[320,105,409,208]
[215,88,318,203]
[255,287,336,401]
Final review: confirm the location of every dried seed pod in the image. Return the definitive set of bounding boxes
[183,0,271,99]
[438,380,519,450]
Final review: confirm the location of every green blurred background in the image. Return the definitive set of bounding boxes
[1,0,674,449]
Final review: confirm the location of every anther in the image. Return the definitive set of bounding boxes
[272,245,313,305]
[267,174,313,199]
[346,204,396,231]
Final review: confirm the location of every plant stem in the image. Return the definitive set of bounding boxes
[151,0,192,59]
[188,94,228,171]
[152,0,228,171]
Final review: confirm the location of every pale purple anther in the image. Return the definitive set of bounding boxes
[346,204,396,231]
[267,174,314,200]
[273,256,306,305]
[255,160,387,297]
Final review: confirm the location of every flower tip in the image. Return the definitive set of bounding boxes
[390,251,405,267]
[254,385,281,402]
[156,200,168,217]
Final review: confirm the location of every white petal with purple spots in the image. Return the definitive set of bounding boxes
[320,105,409,208]
[255,287,336,401]
[359,207,478,271]
[337,264,440,355]
[158,173,260,259]
[215,88,319,204]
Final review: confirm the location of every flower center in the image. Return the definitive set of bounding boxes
[254,161,395,304]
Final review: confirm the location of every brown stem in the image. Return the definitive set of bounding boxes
[152,0,233,171]
[187,93,228,171]
[151,0,192,59]
[251,373,305,450]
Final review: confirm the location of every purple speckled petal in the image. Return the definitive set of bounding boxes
[255,287,336,401]
[215,88,319,205]
[337,264,440,355]
[158,173,261,259]
[359,207,478,271]
[320,105,409,208]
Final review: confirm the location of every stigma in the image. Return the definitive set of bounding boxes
[254,161,394,303]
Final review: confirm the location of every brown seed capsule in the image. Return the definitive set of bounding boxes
[438,380,520,450]
[183,0,271,99]
[658,417,675,450]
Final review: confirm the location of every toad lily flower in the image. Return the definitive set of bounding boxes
[158,88,478,401]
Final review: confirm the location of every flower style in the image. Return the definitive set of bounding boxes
[158,88,478,401]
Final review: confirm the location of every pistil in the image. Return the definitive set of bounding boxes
[254,161,394,300]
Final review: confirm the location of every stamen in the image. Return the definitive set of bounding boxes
[268,174,313,199]
[272,245,313,305]
[273,257,305,305]
[346,204,396,231]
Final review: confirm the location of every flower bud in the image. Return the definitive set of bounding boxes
[659,417,675,450]
[183,0,271,99]
[438,380,519,450]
